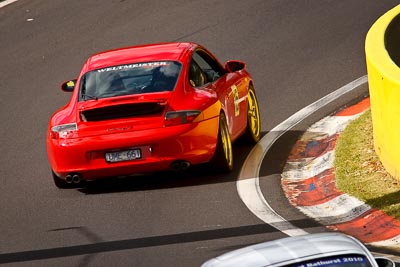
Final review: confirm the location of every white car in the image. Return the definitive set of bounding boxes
[202,233,394,267]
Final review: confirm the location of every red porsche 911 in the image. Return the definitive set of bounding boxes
[46,42,261,188]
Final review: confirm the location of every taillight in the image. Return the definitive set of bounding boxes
[50,123,78,139]
[164,110,202,126]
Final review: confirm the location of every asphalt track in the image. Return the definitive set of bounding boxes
[1,1,399,266]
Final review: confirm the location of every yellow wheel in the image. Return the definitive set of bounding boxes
[211,113,233,172]
[244,85,261,143]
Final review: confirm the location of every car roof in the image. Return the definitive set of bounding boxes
[84,42,195,72]
[202,233,374,267]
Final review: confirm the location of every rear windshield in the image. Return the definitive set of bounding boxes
[79,61,182,101]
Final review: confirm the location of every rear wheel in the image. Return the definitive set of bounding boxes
[211,113,233,172]
[244,85,261,144]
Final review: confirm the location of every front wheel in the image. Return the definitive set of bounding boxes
[210,113,233,172]
[244,85,261,144]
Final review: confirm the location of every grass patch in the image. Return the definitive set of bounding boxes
[334,109,400,218]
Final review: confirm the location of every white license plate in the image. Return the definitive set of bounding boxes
[105,149,142,163]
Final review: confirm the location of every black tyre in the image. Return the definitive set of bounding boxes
[211,113,233,172]
[244,85,261,144]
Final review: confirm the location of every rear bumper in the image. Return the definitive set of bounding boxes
[47,118,219,180]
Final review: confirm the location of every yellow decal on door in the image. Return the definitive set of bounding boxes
[231,85,240,117]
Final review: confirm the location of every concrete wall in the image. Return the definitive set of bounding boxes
[365,4,400,180]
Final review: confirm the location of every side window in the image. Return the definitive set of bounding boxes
[189,51,224,87]
[189,59,207,87]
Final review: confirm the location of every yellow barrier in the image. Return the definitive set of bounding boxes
[365,4,400,180]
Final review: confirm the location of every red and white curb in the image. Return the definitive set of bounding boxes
[281,98,400,248]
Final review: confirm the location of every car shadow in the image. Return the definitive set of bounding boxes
[0,219,311,265]
[1,217,399,265]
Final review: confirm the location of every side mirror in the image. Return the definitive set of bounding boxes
[61,79,77,92]
[375,257,395,267]
[224,60,246,72]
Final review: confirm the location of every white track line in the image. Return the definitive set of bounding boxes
[237,75,368,236]
[0,0,18,8]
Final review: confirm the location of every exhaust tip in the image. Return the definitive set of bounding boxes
[65,175,73,184]
[169,161,191,172]
[72,174,81,184]
[170,162,181,171]
[180,161,191,170]
[65,173,82,184]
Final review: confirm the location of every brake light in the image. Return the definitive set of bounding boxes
[164,110,202,126]
[50,123,78,139]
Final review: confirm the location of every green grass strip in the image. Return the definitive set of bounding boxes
[334,109,400,218]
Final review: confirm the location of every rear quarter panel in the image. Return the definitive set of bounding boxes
[214,71,251,141]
